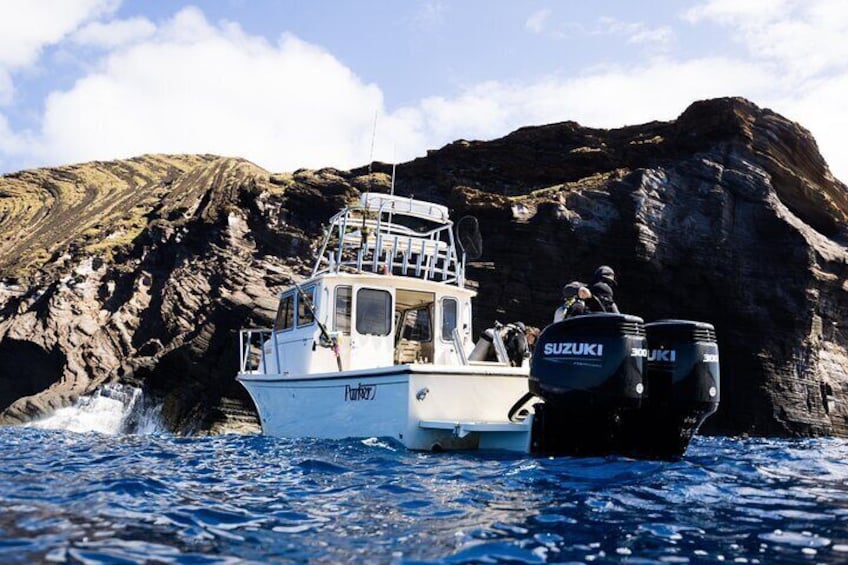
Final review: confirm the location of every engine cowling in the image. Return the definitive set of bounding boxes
[529,313,646,407]
[644,319,720,408]
[528,314,646,456]
[624,319,720,457]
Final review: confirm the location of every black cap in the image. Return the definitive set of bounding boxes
[592,265,616,286]
[562,280,585,299]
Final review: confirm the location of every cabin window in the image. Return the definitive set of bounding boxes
[356,288,392,336]
[334,286,352,334]
[274,293,295,331]
[400,307,432,342]
[297,285,316,327]
[441,298,458,341]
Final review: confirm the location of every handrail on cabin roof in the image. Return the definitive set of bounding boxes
[311,195,465,285]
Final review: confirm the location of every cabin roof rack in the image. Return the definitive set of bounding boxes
[312,193,466,286]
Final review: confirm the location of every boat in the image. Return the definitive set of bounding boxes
[236,191,720,458]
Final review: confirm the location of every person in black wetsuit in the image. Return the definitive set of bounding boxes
[553,282,592,322]
[588,265,620,313]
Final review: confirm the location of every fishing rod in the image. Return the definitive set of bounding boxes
[293,281,343,372]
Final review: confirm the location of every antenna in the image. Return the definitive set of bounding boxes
[366,110,378,199]
[361,110,378,259]
[388,159,397,235]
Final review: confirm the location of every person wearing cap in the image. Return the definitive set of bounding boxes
[588,265,620,313]
[554,282,593,322]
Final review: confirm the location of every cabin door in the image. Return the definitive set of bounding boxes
[349,285,396,370]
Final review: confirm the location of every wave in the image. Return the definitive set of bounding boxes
[29,383,164,435]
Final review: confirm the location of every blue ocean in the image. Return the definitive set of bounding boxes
[2,420,848,565]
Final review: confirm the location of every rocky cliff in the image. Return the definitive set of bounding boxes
[1,97,846,437]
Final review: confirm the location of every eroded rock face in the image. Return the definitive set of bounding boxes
[0,97,846,437]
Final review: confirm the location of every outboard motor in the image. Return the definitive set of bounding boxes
[627,320,720,458]
[529,314,646,456]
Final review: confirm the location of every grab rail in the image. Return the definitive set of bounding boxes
[452,327,469,366]
[491,323,510,365]
[239,328,275,374]
[311,198,465,285]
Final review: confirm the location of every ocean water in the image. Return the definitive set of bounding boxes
[2,426,848,564]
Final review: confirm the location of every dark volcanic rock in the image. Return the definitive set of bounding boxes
[0,97,846,438]
[0,155,297,432]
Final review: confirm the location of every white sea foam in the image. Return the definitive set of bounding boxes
[30,383,164,435]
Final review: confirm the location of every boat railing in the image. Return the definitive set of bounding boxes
[491,324,511,365]
[239,328,275,374]
[312,194,465,285]
[360,192,449,222]
[452,327,469,365]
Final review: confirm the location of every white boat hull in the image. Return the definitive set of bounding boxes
[238,364,532,452]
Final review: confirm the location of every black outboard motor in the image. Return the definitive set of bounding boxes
[626,320,720,458]
[529,313,646,456]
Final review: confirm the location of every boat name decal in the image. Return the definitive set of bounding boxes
[345,383,377,401]
[647,349,676,362]
[544,342,604,357]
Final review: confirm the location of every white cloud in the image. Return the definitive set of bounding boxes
[686,0,848,79]
[595,17,639,35]
[526,9,551,34]
[412,1,447,29]
[594,18,673,48]
[408,57,773,144]
[683,0,793,25]
[628,26,673,46]
[72,17,156,48]
[0,0,118,67]
[529,15,674,49]
[0,0,118,105]
[32,7,385,171]
[0,69,11,105]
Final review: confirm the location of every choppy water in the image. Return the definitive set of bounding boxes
[2,427,848,564]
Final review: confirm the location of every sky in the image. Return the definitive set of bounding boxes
[1,0,847,181]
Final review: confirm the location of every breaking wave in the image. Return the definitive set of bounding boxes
[30,383,164,435]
